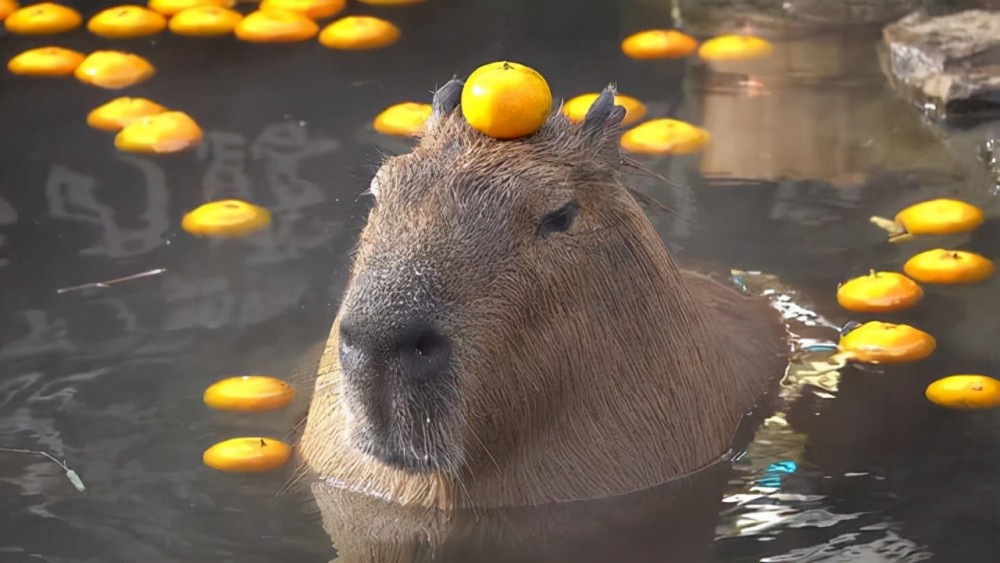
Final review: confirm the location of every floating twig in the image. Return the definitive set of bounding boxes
[869,215,914,243]
[57,268,166,294]
[0,447,85,492]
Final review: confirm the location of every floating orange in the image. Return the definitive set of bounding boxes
[74,51,156,89]
[620,29,698,60]
[168,5,242,36]
[87,5,166,39]
[6,46,84,77]
[926,375,1000,410]
[203,376,295,412]
[87,97,166,132]
[698,34,774,62]
[234,8,319,42]
[620,118,710,155]
[836,270,923,313]
[0,0,18,21]
[838,321,936,364]
[115,111,203,153]
[317,15,400,50]
[563,92,646,127]
[4,2,81,34]
[460,60,552,140]
[895,198,985,236]
[203,437,292,472]
[181,199,272,238]
[260,0,345,20]
[373,102,432,137]
[903,249,995,285]
[147,0,234,17]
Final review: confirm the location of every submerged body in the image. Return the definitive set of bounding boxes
[296,81,788,511]
[307,455,737,563]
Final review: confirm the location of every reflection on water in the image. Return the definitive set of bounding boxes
[310,459,734,563]
[41,121,337,263]
[2,0,1000,561]
[0,194,16,268]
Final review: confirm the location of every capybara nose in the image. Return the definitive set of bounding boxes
[339,315,452,383]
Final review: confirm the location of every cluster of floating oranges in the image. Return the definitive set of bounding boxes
[370,29,773,152]
[201,375,297,472]
[3,0,415,155]
[830,198,999,410]
[3,0,423,238]
[2,0,408,43]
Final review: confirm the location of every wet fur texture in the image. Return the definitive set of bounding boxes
[297,82,788,510]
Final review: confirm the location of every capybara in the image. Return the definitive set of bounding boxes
[296,80,788,513]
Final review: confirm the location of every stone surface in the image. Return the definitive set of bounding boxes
[882,9,1000,116]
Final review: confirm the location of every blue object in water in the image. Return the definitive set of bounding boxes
[756,475,783,488]
[754,460,798,488]
[765,460,798,474]
[801,343,838,353]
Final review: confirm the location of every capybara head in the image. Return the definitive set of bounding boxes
[301,79,786,509]
[336,82,647,473]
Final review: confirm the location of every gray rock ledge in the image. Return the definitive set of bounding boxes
[882,10,1000,117]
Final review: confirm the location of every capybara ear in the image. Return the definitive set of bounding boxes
[427,77,464,131]
[581,83,627,136]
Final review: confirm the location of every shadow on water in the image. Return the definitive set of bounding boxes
[2,0,1000,561]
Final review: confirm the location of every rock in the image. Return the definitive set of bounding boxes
[882,10,1000,118]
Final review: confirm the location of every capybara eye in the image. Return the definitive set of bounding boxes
[537,201,579,237]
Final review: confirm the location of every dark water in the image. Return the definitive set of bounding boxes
[2,0,1000,561]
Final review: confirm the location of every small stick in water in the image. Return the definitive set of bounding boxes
[0,447,86,492]
[57,268,166,294]
[869,216,914,243]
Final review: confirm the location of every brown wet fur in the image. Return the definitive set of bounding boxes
[296,83,789,512]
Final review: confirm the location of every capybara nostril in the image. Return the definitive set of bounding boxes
[339,314,452,383]
[406,326,452,381]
